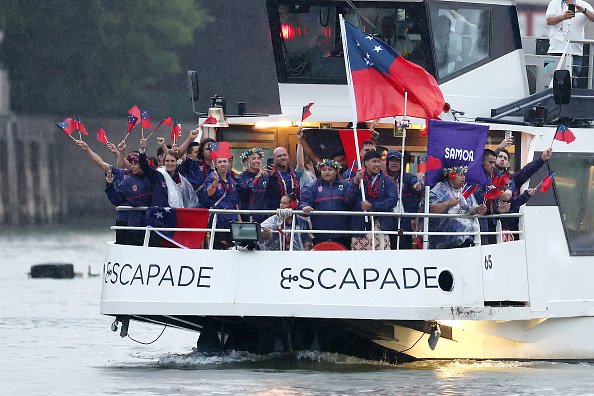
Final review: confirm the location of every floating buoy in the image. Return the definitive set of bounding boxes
[29,263,75,279]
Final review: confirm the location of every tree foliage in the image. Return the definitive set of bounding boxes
[0,0,212,116]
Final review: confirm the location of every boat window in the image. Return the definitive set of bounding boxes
[553,153,594,255]
[428,4,491,81]
[269,1,433,83]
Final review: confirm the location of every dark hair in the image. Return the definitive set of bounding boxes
[496,148,510,159]
[363,150,381,163]
[187,141,199,156]
[361,140,376,149]
[483,149,496,159]
[147,156,159,169]
[198,138,216,161]
[157,144,172,158]
[282,193,296,201]
[376,145,388,154]
[330,149,345,158]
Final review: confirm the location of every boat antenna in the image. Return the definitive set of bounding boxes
[344,0,376,29]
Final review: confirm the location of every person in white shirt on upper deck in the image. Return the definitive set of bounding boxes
[546,0,594,87]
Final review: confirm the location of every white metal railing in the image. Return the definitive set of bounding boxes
[112,206,524,251]
[551,39,594,89]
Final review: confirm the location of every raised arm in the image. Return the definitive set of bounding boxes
[296,128,320,164]
[116,140,127,169]
[178,128,200,157]
[76,140,111,173]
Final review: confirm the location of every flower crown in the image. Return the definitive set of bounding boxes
[240,148,264,162]
[317,159,341,170]
[126,153,140,163]
[443,165,468,179]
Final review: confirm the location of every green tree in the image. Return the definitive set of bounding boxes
[0,0,212,116]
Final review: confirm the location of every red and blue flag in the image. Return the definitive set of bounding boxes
[554,124,576,144]
[96,122,108,144]
[128,105,140,133]
[462,184,478,199]
[417,156,442,173]
[74,115,89,135]
[203,115,217,125]
[341,19,445,122]
[208,142,232,160]
[140,110,151,128]
[151,117,172,135]
[302,103,314,121]
[541,171,555,192]
[146,207,210,249]
[171,118,181,140]
[57,118,76,135]
[303,128,371,168]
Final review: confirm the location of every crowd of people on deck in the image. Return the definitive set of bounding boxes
[77,125,553,251]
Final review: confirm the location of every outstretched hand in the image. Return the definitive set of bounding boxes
[117,140,126,152]
[541,147,553,161]
[76,140,89,151]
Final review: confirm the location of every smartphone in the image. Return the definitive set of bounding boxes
[505,130,513,139]
[266,157,274,167]
[569,3,575,12]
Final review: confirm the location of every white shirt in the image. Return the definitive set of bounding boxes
[547,0,593,55]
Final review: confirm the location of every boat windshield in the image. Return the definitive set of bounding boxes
[269,0,492,83]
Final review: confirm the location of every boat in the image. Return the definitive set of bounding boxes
[101,0,594,361]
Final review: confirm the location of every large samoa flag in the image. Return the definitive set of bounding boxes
[342,20,445,122]
[304,128,371,167]
[425,119,489,186]
[146,207,209,249]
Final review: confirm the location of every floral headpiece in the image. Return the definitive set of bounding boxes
[240,148,264,162]
[443,165,468,179]
[126,153,140,163]
[317,159,341,170]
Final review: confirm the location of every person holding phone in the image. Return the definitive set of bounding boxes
[546,0,594,87]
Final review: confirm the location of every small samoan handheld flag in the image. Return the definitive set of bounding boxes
[541,171,555,192]
[151,117,172,134]
[74,115,89,135]
[302,103,314,122]
[492,173,510,190]
[554,124,576,144]
[96,122,108,144]
[484,189,504,200]
[128,105,140,133]
[417,155,442,173]
[208,142,232,160]
[171,119,181,140]
[462,184,478,199]
[140,111,151,128]
[57,118,76,135]
[203,115,217,125]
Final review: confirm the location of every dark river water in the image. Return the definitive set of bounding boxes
[2,229,594,395]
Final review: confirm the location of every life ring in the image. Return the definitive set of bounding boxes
[312,242,348,251]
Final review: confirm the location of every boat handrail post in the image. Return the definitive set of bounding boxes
[143,226,151,247]
[208,213,217,250]
[473,217,482,247]
[371,214,376,251]
[423,185,430,249]
[289,214,296,251]
[496,218,503,244]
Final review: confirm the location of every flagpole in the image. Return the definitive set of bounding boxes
[339,15,366,204]
[396,90,408,250]
[142,127,144,140]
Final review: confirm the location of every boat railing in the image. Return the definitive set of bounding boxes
[112,207,523,250]
[552,39,594,89]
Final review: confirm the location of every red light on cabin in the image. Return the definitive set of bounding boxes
[281,24,295,39]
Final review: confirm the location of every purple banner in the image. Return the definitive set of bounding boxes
[426,119,489,186]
